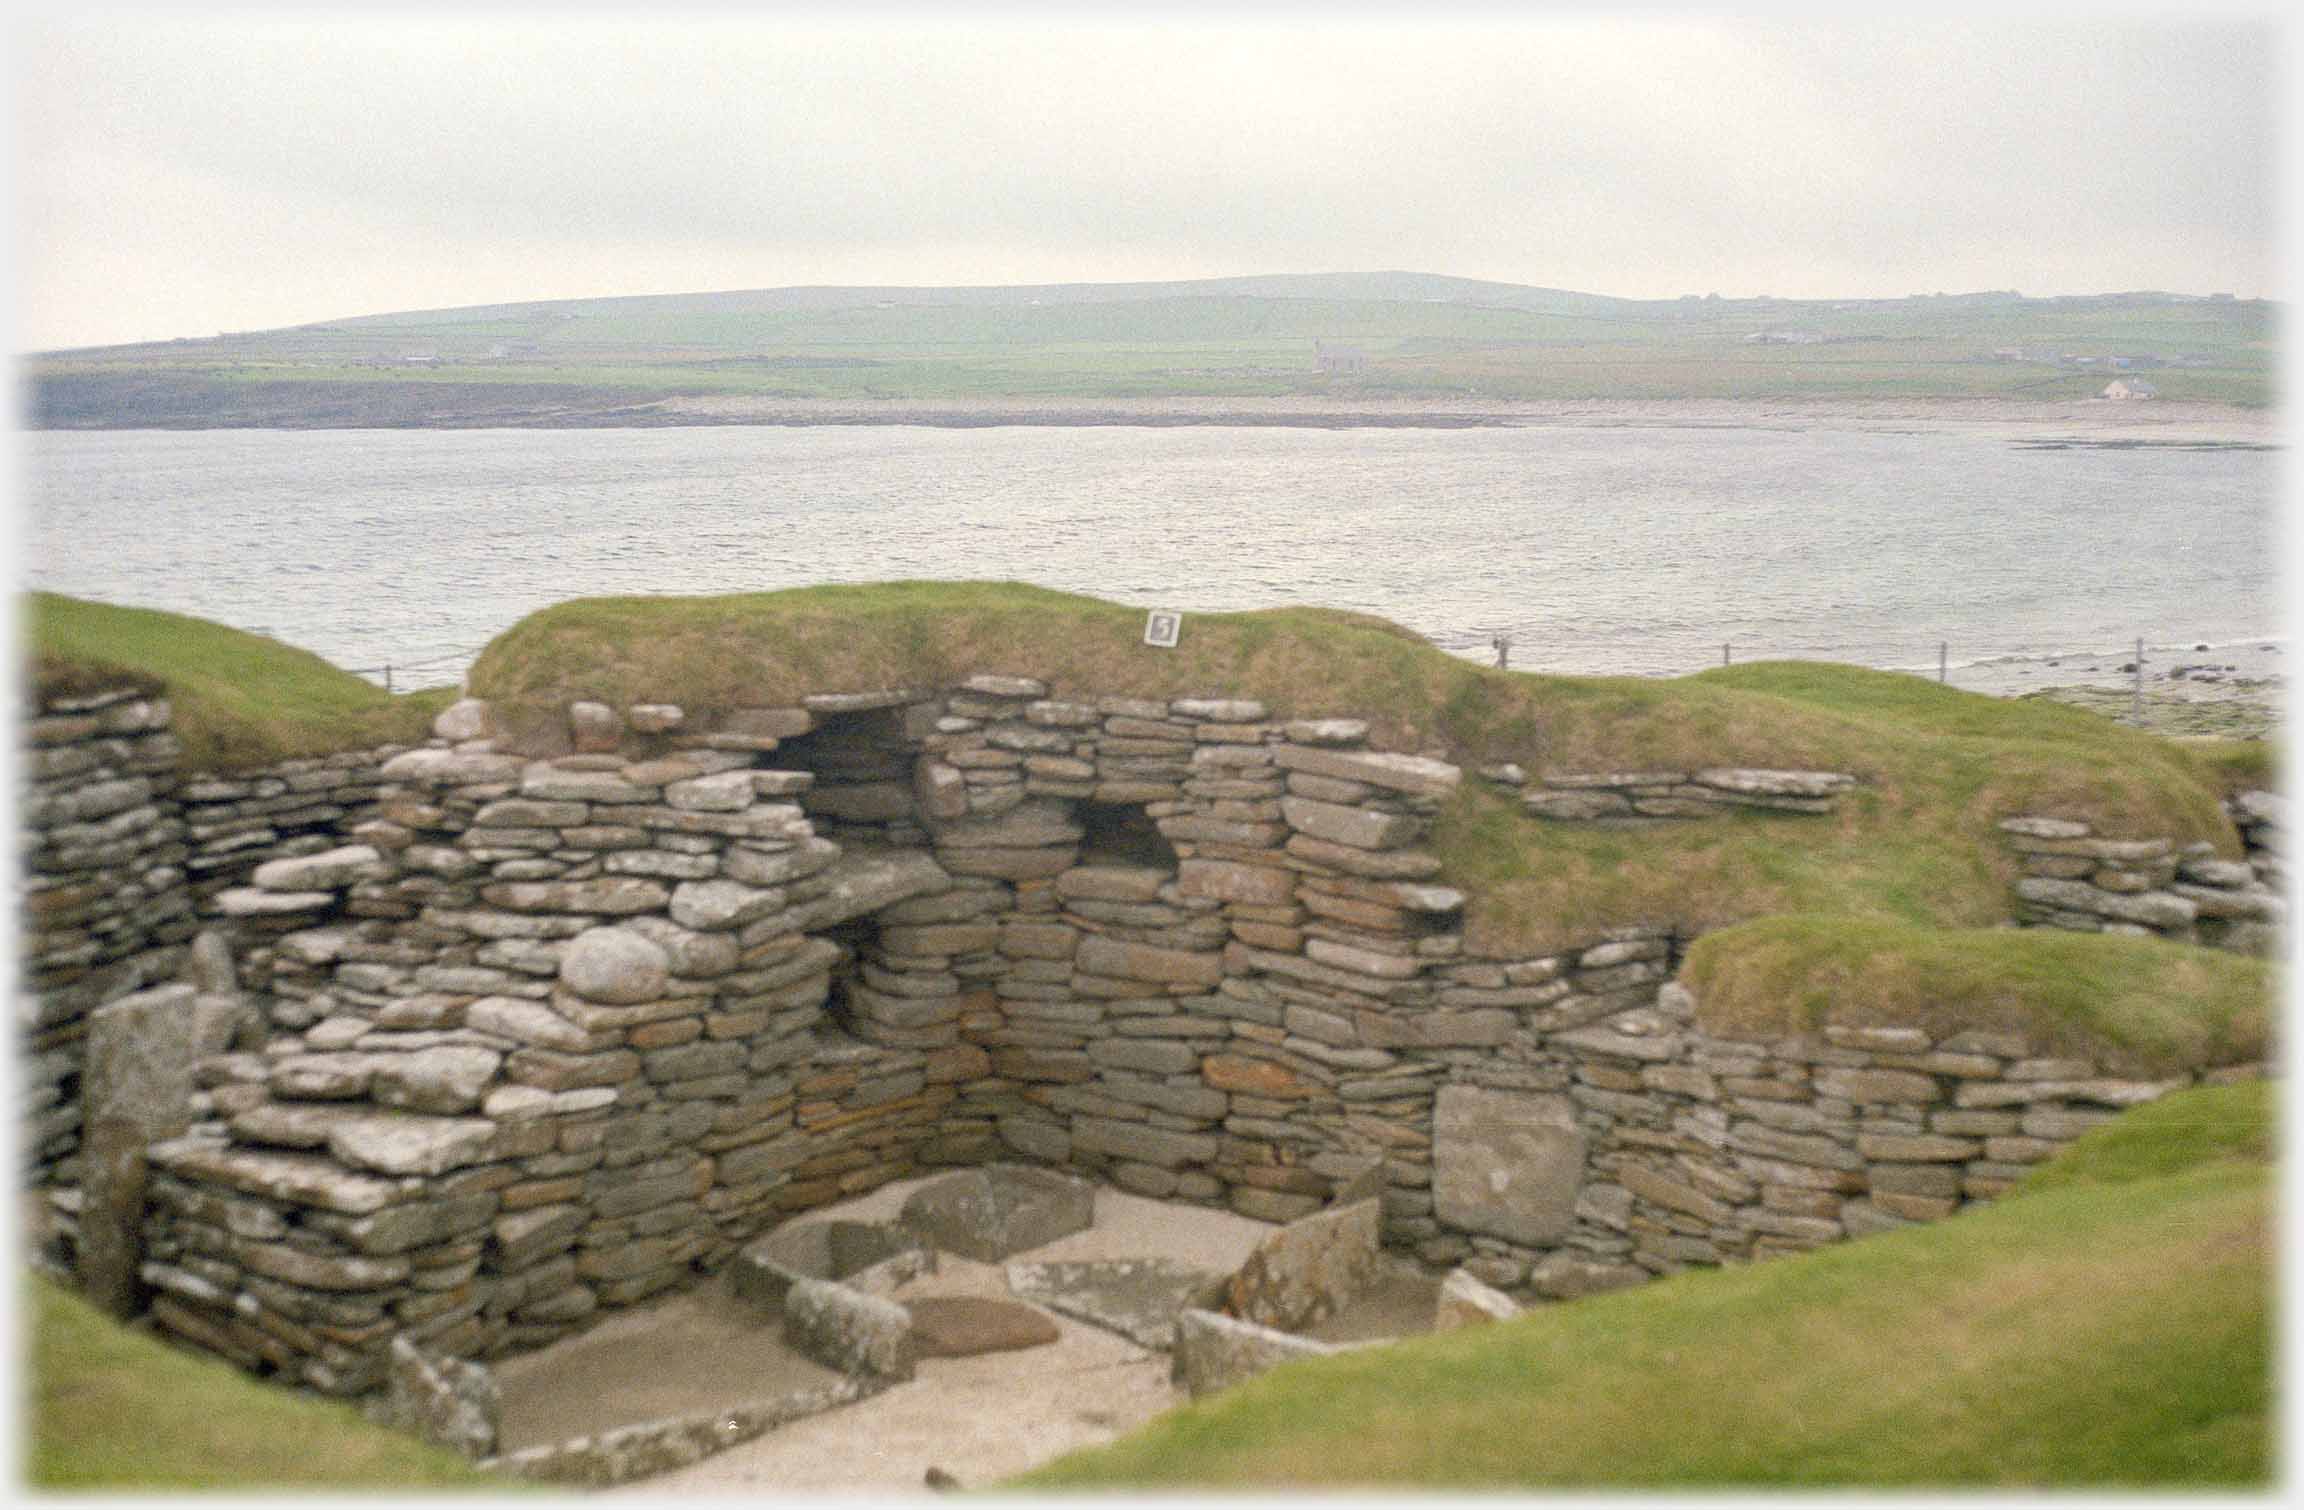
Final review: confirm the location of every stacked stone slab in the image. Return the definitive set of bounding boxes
[20,684,192,1192]
[2003,813,2284,954]
[2227,789,2283,889]
[1523,768,1857,823]
[181,752,393,909]
[1413,977,2260,1296]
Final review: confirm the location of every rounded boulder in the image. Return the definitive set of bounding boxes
[558,926,671,1005]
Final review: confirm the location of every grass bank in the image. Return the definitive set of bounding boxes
[24,591,452,770]
[21,1274,512,1491]
[470,582,2249,953]
[1680,914,2272,1075]
[24,583,2260,955]
[1009,1080,2274,1491]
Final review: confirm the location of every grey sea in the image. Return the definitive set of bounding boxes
[19,424,2282,692]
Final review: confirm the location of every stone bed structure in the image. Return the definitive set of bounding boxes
[17,672,2280,1465]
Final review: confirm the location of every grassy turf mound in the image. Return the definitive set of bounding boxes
[22,1275,513,1491]
[31,582,2259,956]
[1007,1080,2273,1492]
[466,582,2253,952]
[1680,914,2273,1075]
[23,591,452,770]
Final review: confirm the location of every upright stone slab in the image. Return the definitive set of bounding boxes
[1224,1197,1382,1333]
[784,1277,915,1380]
[384,1336,500,1460]
[81,982,197,1316]
[1431,1085,1586,1247]
[1170,1309,1345,1399]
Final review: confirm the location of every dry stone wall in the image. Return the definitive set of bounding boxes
[2004,805,2285,953]
[21,688,193,1187]
[14,671,2275,1410]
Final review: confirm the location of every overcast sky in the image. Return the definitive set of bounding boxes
[10,7,2289,351]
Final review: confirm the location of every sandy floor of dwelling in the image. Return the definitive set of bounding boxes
[491,1175,1438,1494]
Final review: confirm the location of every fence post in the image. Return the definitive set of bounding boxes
[1939,642,1948,684]
[1493,634,1511,670]
[1722,642,1731,667]
[384,663,394,695]
[2130,637,2144,725]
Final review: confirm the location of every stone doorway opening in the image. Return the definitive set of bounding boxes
[1074,801,1179,873]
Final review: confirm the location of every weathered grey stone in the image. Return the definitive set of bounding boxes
[795,849,952,931]
[2015,877,2198,929]
[216,886,339,917]
[929,799,1084,850]
[938,845,1077,881]
[385,1337,499,1460]
[1272,745,1461,797]
[1225,1198,1382,1332]
[432,698,497,742]
[481,1381,867,1488]
[371,1047,503,1115]
[1006,1257,1220,1349]
[1071,1116,1220,1169]
[480,878,670,915]
[1431,1086,1585,1246]
[964,674,1050,698]
[81,983,199,1316]
[1171,1308,1344,1399]
[668,878,788,932]
[1056,865,1169,903]
[663,770,759,812]
[784,1277,914,1380]
[720,835,841,890]
[1279,796,1423,851]
[326,1115,500,1176]
[1284,718,1368,746]
[270,1052,383,1101]
[914,757,972,820]
[380,748,528,786]
[1527,1252,1649,1300]
[1077,935,1223,988]
[558,926,673,1004]
[1172,698,1265,722]
[1434,1267,1522,1330]
[899,1165,1097,1261]
[1692,768,1855,798]
[146,1137,397,1213]
[466,996,596,1051]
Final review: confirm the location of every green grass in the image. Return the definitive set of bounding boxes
[24,592,453,770]
[21,1275,512,1491]
[26,581,2258,961]
[461,583,2246,956]
[1008,1082,2274,1491]
[1680,914,2272,1075]
[2019,1077,2274,1193]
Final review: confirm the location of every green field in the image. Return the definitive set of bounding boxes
[28,272,2274,422]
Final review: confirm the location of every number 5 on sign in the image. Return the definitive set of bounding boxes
[1143,610,1183,649]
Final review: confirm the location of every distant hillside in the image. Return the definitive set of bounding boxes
[26,271,2274,425]
[311,270,1642,327]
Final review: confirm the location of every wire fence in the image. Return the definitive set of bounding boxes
[339,644,492,694]
[354,626,2269,740]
